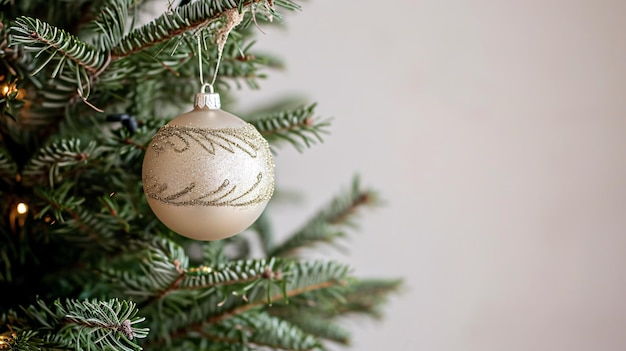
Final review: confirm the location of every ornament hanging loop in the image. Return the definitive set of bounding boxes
[201,83,214,94]
[196,35,220,109]
[195,8,245,110]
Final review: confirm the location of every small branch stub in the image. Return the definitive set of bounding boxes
[120,319,134,340]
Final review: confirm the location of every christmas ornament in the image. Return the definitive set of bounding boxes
[142,89,274,240]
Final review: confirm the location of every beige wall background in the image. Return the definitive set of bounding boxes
[162,1,626,350]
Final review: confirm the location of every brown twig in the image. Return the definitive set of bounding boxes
[124,138,146,151]
[328,192,374,225]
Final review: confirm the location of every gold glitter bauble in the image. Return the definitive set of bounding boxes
[142,93,274,240]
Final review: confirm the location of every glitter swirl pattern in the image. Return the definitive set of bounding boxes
[145,173,271,207]
[143,123,274,208]
[150,124,262,157]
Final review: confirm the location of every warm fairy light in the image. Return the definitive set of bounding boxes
[0,83,21,98]
[16,202,28,215]
[0,334,15,349]
[9,202,28,233]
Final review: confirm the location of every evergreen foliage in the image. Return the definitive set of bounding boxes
[0,1,399,350]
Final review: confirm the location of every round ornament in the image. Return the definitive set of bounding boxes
[142,92,274,240]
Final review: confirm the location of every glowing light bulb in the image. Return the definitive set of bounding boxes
[16,202,28,215]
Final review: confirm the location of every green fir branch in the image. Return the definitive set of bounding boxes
[88,0,132,50]
[11,17,106,74]
[251,104,330,152]
[112,0,264,57]
[145,260,349,346]
[280,313,351,346]
[205,260,350,325]
[101,117,163,168]
[270,177,377,257]
[49,206,126,251]
[104,238,189,302]
[3,298,148,351]
[273,0,302,11]
[202,241,228,266]
[39,72,86,110]
[211,37,275,89]
[283,278,402,320]
[102,30,195,84]
[332,279,402,319]
[205,311,322,351]
[21,138,100,187]
[11,16,108,99]
[32,184,127,252]
[180,257,281,290]
[126,257,282,307]
[34,182,86,221]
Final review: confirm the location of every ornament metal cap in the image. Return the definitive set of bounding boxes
[195,92,221,110]
[195,83,221,110]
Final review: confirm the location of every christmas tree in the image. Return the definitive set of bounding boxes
[0,1,399,350]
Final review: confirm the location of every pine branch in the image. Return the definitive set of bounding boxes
[280,313,351,346]
[204,311,322,351]
[103,48,191,82]
[182,258,281,290]
[2,298,148,351]
[204,38,278,89]
[206,260,349,325]
[332,279,402,319]
[88,0,131,50]
[273,0,302,11]
[147,279,337,347]
[111,0,267,58]
[282,278,403,320]
[125,256,309,311]
[201,240,228,266]
[32,181,132,252]
[34,182,86,221]
[138,258,282,308]
[11,16,108,76]
[269,177,377,257]
[21,138,100,187]
[49,206,126,251]
[250,104,330,152]
[105,238,189,302]
[146,260,349,346]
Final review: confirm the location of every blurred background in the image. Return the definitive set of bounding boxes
[171,1,626,350]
